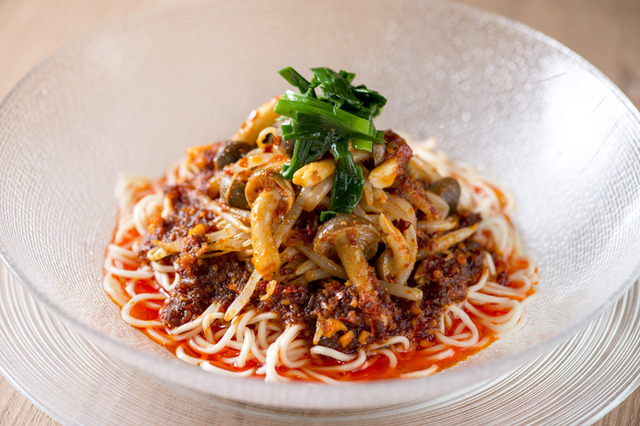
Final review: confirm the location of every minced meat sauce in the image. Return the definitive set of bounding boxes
[136,132,490,353]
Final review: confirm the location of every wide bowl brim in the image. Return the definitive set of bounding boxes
[1,0,640,410]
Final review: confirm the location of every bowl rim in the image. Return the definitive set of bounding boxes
[1,0,640,410]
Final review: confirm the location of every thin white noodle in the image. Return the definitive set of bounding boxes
[151,261,175,274]
[114,218,136,245]
[418,343,448,355]
[201,362,256,377]
[107,244,138,260]
[202,312,225,342]
[154,270,178,292]
[468,292,512,305]
[315,349,367,372]
[468,266,489,292]
[310,346,358,362]
[265,325,305,382]
[146,328,172,344]
[171,302,221,336]
[368,336,411,351]
[425,348,455,361]
[247,312,278,325]
[121,293,166,327]
[235,328,254,368]
[103,274,129,307]
[485,251,496,275]
[377,348,398,368]
[107,135,539,382]
[190,323,238,355]
[235,309,257,342]
[483,281,529,297]
[279,330,308,368]
[247,328,268,364]
[400,365,438,379]
[435,305,479,348]
[133,193,162,235]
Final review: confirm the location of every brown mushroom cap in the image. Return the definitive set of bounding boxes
[214,141,254,171]
[313,214,380,260]
[219,174,249,210]
[428,177,461,214]
[244,170,295,213]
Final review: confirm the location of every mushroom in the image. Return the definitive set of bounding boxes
[232,97,280,143]
[313,214,391,323]
[219,174,249,210]
[372,141,385,166]
[214,141,254,171]
[377,214,417,287]
[278,138,296,158]
[428,177,461,214]
[245,170,295,279]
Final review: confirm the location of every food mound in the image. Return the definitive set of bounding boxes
[104,67,538,382]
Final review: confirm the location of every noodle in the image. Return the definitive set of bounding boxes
[103,97,538,383]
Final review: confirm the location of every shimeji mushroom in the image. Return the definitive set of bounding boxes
[428,177,461,214]
[313,214,392,324]
[214,141,254,171]
[245,170,294,279]
[219,174,250,210]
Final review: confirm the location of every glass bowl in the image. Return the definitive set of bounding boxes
[1,0,639,410]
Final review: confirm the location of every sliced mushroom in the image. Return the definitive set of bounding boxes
[214,141,254,171]
[428,177,461,214]
[219,174,249,210]
[245,170,295,279]
[313,214,391,324]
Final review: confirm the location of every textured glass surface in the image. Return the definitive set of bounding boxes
[1,263,639,423]
[0,0,639,409]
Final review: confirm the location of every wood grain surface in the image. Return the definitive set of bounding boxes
[0,0,638,424]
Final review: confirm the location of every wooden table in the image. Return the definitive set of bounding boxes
[0,0,638,424]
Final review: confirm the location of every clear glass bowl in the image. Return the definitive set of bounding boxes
[1,0,639,410]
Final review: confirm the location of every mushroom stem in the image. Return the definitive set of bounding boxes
[334,232,380,301]
[335,231,391,325]
[245,170,294,279]
[378,214,417,286]
[250,191,282,278]
[313,213,392,325]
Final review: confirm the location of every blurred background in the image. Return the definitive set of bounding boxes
[1,0,638,108]
[0,0,638,424]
